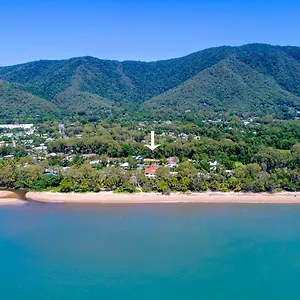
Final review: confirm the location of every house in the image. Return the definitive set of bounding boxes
[120,162,130,170]
[82,153,97,158]
[225,170,234,175]
[47,153,57,157]
[133,155,143,161]
[167,163,177,168]
[166,157,178,168]
[44,168,59,176]
[90,160,102,165]
[167,157,178,164]
[143,158,158,165]
[34,144,47,152]
[145,166,159,178]
[179,133,188,140]
[0,123,34,129]
[169,132,176,138]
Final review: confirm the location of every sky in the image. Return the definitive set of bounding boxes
[0,0,300,66]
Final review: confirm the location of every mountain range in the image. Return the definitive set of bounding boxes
[1,43,300,121]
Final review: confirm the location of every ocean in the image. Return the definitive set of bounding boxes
[1,202,300,299]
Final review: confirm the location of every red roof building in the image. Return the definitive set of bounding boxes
[145,166,159,177]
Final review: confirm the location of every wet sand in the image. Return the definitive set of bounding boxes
[0,191,25,206]
[26,191,300,204]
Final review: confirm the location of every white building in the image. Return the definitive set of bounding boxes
[0,124,34,129]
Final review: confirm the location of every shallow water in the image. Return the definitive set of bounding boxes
[1,203,300,299]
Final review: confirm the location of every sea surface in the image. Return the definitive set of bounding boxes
[1,202,300,299]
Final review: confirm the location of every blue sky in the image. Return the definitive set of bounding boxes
[1,0,300,66]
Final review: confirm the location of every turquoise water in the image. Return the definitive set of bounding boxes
[1,203,300,299]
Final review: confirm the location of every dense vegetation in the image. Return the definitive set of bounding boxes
[143,57,300,119]
[0,80,61,122]
[1,44,300,120]
[0,118,299,193]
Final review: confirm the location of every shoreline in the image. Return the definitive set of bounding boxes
[0,191,26,206]
[26,191,300,204]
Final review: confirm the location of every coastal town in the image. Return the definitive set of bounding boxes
[0,118,299,194]
[0,122,216,179]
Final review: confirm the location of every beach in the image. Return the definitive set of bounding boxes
[0,191,25,206]
[26,191,300,204]
[2,190,300,205]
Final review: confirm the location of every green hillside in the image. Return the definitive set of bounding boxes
[56,88,118,116]
[236,44,300,96]
[142,56,300,118]
[1,43,300,120]
[0,80,61,122]
[0,47,232,103]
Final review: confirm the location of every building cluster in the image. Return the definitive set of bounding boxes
[0,123,223,178]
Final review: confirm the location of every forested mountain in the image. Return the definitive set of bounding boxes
[142,56,300,118]
[1,43,300,121]
[0,80,60,121]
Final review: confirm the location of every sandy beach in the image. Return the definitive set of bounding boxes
[26,191,300,204]
[0,191,25,206]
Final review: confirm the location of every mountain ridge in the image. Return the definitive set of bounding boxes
[1,43,300,121]
[142,55,300,118]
